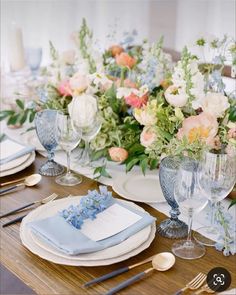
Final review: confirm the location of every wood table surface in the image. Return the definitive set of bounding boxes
[0,154,235,295]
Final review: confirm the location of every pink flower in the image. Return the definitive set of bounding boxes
[228,128,236,140]
[115,78,137,88]
[226,143,236,157]
[125,92,148,109]
[109,147,128,162]
[177,112,218,146]
[109,45,124,57]
[140,127,157,148]
[69,73,89,94]
[58,80,72,96]
[115,52,136,69]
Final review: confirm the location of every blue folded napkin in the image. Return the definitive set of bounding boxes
[29,199,155,256]
[0,136,35,165]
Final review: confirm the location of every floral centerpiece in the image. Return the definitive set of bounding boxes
[1,19,236,173]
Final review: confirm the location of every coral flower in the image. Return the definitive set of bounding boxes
[58,80,72,96]
[109,45,124,57]
[177,112,218,146]
[115,52,136,69]
[109,147,128,162]
[125,92,148,109]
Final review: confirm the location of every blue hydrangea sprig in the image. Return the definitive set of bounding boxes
[59,186,113,229]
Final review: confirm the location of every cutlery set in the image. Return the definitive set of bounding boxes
[84,258,210,295]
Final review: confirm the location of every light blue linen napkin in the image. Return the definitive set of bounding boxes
[29,200,155,255]
[0,136,35,165]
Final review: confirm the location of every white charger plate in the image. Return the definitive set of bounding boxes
[112,173,165,203]
[20,196,156,266]
[0,153,31,172]
[0,152,35,177]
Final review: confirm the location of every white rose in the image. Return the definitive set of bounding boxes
[140,126,157,148]
[68,94,98,127]
[201,92,230,118]
[116,87,134,99]
[164,85,188,107]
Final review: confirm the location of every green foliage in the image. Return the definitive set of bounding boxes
[93,166,111,179]
[229,105,236,122]
[228,198,236,209]
[0,100,36,126]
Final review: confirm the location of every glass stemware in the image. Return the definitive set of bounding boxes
[55,112,82,186]
[172,157,208,259]
[34,109,64,176]
[70,99,102,167]
[157,156,188,239]
[194,151,236,246]
[25,47,42,78]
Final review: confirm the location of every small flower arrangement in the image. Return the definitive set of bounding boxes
[60,186,113,229]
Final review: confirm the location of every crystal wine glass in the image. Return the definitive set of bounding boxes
[172,157,208,259]
[194,150,236,246]
[34,109,64,176]
[55,112,82,186]
[70,99,102,167]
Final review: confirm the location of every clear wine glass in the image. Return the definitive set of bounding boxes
[34,109,64,176]
[55,112,82,186]
[194,150,236,246]
[25,47,42,78]
[70,100,102,167]
[172,157,208,259]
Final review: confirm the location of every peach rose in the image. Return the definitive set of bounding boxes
[177,112,218,146]
[115,52,136,69]
[125,92,148,109]
[109,45,124,57]
[69,73,89,94]
[109,147,128,162]
[58,80,72,96]
[140,127,157,148]
[228,128,236,140]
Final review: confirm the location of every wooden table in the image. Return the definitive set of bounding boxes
[0,154,235,295]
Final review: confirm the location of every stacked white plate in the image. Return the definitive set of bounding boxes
[0,151,35,177]
[20,196,156,266]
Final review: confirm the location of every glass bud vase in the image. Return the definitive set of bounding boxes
[157,156,188,239]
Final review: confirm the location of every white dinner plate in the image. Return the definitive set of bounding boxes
[0,153,31,172]
[0,152,35,177]
[112,173,165,203]
[20,196,156,266]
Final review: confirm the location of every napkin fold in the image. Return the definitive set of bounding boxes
[0,137,35,165]
[29,200,155,255]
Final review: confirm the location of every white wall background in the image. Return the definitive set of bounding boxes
[1,0,235,68]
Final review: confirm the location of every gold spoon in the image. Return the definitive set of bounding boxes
[0,174,41,187]
[105,252,176,295]
[0,174,42,195]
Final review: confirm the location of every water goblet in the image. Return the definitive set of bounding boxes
[34,109,64,176]
[55,112,82,186]
[157,156,188,239]
[194,150,236,246]
[172,157,208,259]
[25,47,42,78]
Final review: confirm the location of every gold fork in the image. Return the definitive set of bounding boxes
[175,272,207,294]
[194,283,215,294]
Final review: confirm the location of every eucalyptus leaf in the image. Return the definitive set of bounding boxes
[16,99,25,110]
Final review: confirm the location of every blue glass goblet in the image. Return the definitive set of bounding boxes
[35,110,64,176]
[157,156,188,239]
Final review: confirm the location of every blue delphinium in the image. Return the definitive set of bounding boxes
[59,186,113,229]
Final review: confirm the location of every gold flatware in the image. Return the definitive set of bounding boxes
[194,283,215,294]
[0,174,36,187]
[0,174,42,195]
[84,254,157,287]
[174,272,207,294]
[0,193,58,219]
[105,252,175,295]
